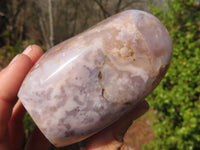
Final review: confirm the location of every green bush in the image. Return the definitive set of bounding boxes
[145,0,200,149]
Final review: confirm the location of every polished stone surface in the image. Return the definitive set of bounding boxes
[18,10,173,147]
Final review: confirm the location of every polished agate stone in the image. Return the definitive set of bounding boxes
[18,10,173,147]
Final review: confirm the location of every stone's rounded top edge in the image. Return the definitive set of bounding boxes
[120,9,173,65]
[120,9,149,14]
[119,9,156,18]
[118,9,171,36]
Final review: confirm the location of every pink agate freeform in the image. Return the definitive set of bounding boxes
[18,10,173,147]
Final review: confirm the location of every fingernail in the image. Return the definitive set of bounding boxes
[23,45,33,55]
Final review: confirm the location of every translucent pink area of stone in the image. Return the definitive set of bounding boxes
[18,10,173,147]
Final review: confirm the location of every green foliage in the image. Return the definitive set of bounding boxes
[0,41,42,62]
[0,42,25,69]
[0,41,24,59]
[146,0,200,149]
[4,42,24,57]
[2,30,10,38]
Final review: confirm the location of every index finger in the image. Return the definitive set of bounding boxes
[0,45,43,140]
[0,45,43,103]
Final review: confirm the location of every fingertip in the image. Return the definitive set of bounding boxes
[23,45,43,63]
[31,44,44,56]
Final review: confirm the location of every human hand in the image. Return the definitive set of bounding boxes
[0,45,50,150]
[0,45,149,150]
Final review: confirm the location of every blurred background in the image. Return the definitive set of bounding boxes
[0,0,199,149]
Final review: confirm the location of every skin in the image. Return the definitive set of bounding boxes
[0,45,149,150]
